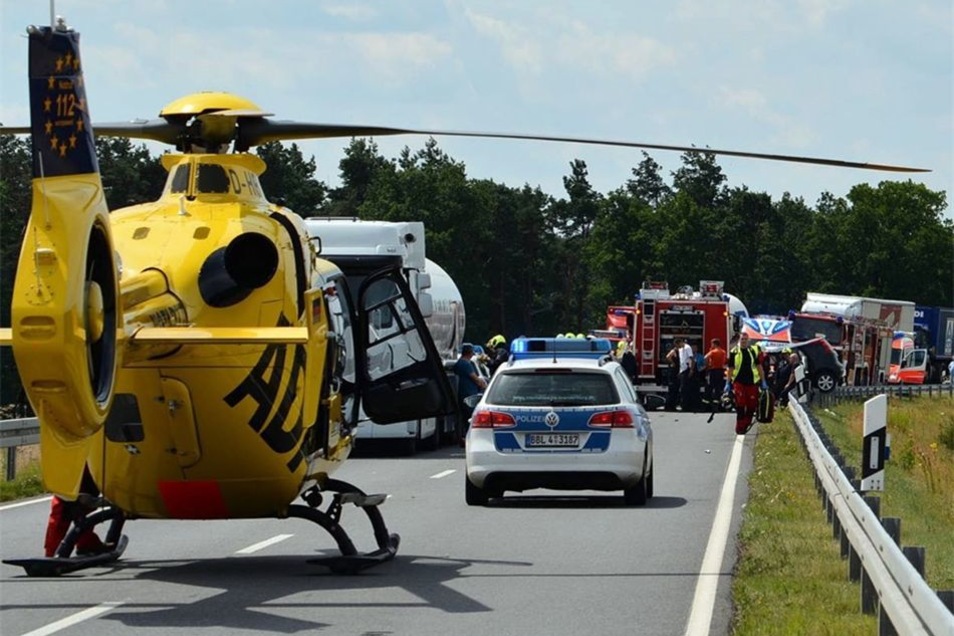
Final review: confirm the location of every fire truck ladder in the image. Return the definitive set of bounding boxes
[640,299,656,378]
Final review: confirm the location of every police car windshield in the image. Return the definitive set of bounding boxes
[486,371,617,407]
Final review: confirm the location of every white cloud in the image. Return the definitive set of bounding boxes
[717,86,817,148]
[341,32,453,81]
[463,8,675,84]
[463,8,544,74]
[554,29,676,82]
[319,2,379,21]
[796,0,854,28]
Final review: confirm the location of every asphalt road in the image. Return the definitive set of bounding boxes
[0,409,754,636]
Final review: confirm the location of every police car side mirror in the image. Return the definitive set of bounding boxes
[463,394,483,409]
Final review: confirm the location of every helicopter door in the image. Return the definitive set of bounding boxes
[356,269,457,424]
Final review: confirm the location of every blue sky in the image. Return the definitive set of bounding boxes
[1,0,951,211]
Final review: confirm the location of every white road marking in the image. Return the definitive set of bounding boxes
[21,600,125,636]
[684,435,745,636]
[429,469,456,479]
[236,533,294,555]
[0,495,52,512]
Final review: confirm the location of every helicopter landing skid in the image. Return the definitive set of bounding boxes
[3,535,129,577]
[3,505,129,577]
[290,478,400,574]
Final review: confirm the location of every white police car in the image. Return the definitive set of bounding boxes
[464,337,654,506]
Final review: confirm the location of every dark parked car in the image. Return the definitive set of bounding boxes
[795,338,844,393]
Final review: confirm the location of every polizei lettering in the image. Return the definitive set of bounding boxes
[515,414,548,423]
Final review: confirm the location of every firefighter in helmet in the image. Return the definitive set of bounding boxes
[486,334,509,376]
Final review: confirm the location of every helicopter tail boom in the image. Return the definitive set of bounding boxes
[10,23,120,498]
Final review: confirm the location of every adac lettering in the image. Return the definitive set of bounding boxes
[224,315,306,472]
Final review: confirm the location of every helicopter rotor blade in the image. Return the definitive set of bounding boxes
[92,119,185,146]
[237,121,929,173]
[4,116,928,173]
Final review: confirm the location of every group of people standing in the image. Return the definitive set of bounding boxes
[665,337,729,413]
[664,333,802,434]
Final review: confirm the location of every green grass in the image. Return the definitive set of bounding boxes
[732,396,954,633]
[0,460,44,502]
[731,415,875,635]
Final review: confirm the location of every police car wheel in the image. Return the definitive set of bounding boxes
[465,476,489,506]
[623,473,648,506]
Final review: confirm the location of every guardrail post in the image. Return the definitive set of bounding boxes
[848,543,861,582]
[936,590,954,614]
[902,546,925,577]
[861,565,878,615]
[878,605,899,636]
[882,517,901,546]
[5,447,15,481]
[859,495,882,615]
[863,495,881,518]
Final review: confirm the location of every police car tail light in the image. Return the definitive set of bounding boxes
[472,410,516,428]
[587,411,634,428]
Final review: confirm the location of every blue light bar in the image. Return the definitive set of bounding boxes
[510,337,612,360]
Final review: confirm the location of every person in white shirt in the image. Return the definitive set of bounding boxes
[677,338,694,411]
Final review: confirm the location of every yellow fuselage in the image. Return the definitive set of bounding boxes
[90,154,348,519]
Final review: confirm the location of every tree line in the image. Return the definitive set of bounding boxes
[1,134,951,403]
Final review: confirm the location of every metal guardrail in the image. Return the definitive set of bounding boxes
[816,383,954,407]
[1,417,39,481]
[790,400,954,635]
[1,417,40,448]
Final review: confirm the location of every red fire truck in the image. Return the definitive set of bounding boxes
[789,293,911,385]
[607,281,747,392]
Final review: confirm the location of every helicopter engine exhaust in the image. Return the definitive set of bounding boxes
[198,232,279,308]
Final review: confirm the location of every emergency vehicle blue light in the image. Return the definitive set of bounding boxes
[510,337,612,360]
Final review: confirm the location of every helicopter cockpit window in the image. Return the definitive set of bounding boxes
[196,163,231,194]
[169,164,190,193]
[362,278,427,381]
[324,276,358,425]
[325,282,355,385]
[362,278,397,332]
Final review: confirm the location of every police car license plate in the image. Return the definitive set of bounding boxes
[526,433,580,447]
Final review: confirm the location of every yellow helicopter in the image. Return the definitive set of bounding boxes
[0,16,927,577]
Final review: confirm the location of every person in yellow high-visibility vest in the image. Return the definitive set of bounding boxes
[724,332,769,434]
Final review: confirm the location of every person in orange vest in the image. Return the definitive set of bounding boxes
[703,338,727,409]
[724,333,769,434]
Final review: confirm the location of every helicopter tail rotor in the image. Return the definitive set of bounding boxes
[11,22,120,497]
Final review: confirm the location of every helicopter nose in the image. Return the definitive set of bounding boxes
[198,232,279,308]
